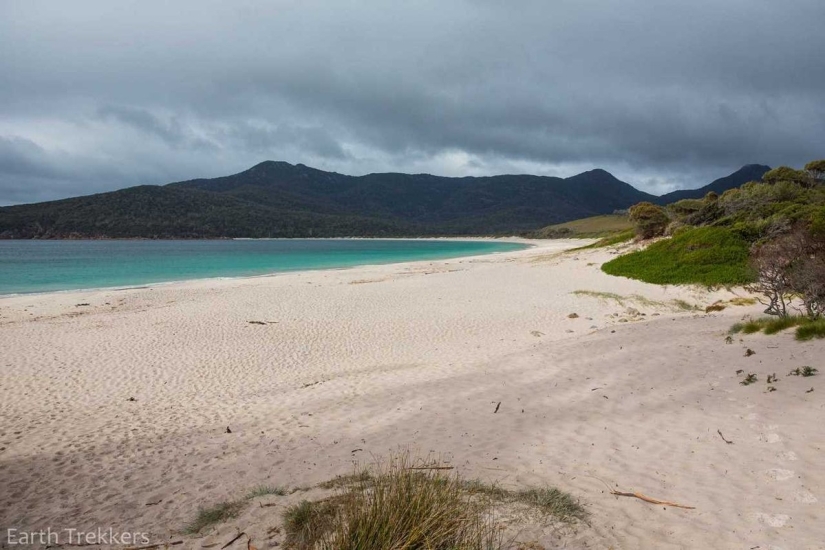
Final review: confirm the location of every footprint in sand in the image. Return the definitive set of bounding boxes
[755,513,791,527]
[793,490,818,504]
[776,450,798,461]
[765,468,795,481]
[759,433,783,443]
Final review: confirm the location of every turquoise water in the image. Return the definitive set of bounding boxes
[0,239,527,295]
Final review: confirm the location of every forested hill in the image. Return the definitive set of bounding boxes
[0,162,765,238]
[654,164,771,204]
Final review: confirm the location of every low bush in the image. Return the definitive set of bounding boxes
[602,227,753,286]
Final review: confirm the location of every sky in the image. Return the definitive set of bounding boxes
[1,0,824,205]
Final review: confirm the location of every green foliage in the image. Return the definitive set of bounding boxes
[796,320,825,341]
[628,202,670,239]
[805,160,825,172]
[805,159,825,183]
[0,162,655,238]
[185,500,245,534]
[282,454,585,550]
[729,316,825,342]
[602,227,753,285]
[576,228,635,249]
[530,214,633,239]
[763,166,809,185]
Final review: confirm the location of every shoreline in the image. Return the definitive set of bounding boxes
[0,237,535,299]
[1,239,822,548]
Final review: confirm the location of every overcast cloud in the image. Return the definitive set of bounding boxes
[1,0,823,205]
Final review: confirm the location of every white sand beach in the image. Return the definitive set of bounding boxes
[1,239,823,549]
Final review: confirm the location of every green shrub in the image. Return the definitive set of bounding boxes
[628,202,670,239]
[602,227,753,286]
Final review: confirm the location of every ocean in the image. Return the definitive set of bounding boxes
[0,239,527,295]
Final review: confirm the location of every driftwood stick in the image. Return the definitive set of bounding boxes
[610,490,695,509]
[494,401,501,413]
[406,466,455,470]
[221,532,247,550]
[717,429,734,444]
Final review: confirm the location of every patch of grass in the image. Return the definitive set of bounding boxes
[572,290,627,304]
[283,454,586,550]
[185,500,245,534]
[602,227,754,286]
[729,297,757,306]
[246,484,287,499]
[576,228,636,250]
[762,316,800,335]
[460,481,586,523]
[512,488,588,523]
[672,299,699,311]
[283,499,340,549]
[533,215,632,239]
[796,319,825,341]
[705,302,727,313]
[730,316,824,340]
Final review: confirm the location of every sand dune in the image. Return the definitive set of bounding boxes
[1,239,822,549]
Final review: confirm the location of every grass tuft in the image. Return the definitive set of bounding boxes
[730,316,825,341]
[282,453,586,550]
[246,484,287,499]
[185,500,245,534]
[796,319,825,341]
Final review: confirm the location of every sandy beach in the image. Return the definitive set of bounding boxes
[1,239,823,549]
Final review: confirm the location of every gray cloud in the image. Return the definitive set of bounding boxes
[1,0,823,205]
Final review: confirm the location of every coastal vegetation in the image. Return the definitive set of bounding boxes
[603,160,825,303]
[528,213,632,239]
[729,316,825,341]
[602,227,752,286]
[181,454,586,546]
[282,454,586,550]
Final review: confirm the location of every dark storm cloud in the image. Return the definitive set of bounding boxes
[1,0,823,204]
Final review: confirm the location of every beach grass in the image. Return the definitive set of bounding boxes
[282,453,585,550]
[246,484,288,499]
[730,316,825,341]
[185,500,246,534]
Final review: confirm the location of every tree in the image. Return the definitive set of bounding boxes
[628,202,669,239]
[749,226,825,318]
[804,159,825,183]
[762,166,810,186]
[748,236,796,317]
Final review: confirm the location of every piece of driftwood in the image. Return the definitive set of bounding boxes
[221,532,247,550]
[717,429,733,444]
[611,490,695,509]
[494,402,501,413]
[406,466,455,470]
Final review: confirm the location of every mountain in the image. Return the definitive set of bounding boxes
[0,162,762,239]
[654,164,771,204]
